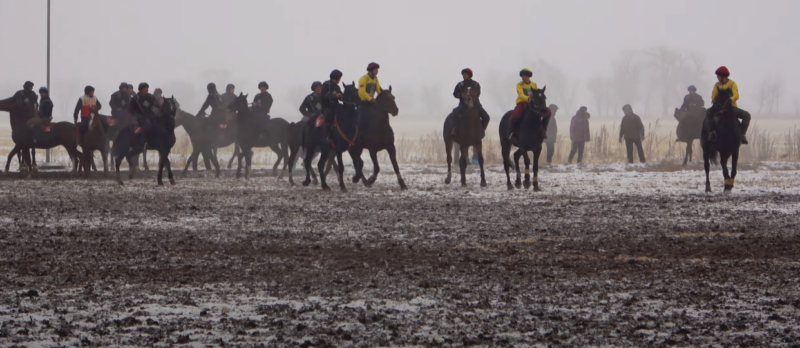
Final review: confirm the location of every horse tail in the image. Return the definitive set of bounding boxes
[708,148,719,165]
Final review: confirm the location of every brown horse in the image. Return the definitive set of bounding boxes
[673,106,705,166]
[443,87,487,187]
[353,87,407,189]
[228,94,291,180]
[174,109,229,177]
[79,111,110,177]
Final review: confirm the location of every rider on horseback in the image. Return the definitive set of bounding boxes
[73,86,102,142]
[706,66,750,144]
[448,68,490,136]
[680,85,705,111]
[298,81,323,122]
[14,81,38,109]
[221,84,236,111]
[196,83,223,121]
[109,82,130,117]
[321,69,344,142]
[359,63,382,103]
[33,87,54,144]
[129,82,156,127]
[509,68,548,144]
[252,81,273,117]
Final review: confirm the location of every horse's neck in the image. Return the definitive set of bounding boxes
[0,97,14,112]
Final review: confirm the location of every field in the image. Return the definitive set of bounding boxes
[1,161,800,347]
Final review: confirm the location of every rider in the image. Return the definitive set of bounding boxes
[197,82,223,121]
[298,81,323,122]
[252,81,273,117]
[129,82,156,127]
[680,85,705,111]
[707,66,750,144]
[33,87,54,144]
[321,69,345,142]
[109,82,130,122]
[447,68,490,136]
[358,62,382,106]
[14,81,39,109]
[221,83,236,110]
[509,68,539,143]
[73,85,102,141]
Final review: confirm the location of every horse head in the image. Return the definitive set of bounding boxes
[713,88,734,116]
[161,96,178,118]
[342,82,360,104]
[230,93,250,115]
[461,85,476,109]
[527,86,548,114]
[375,85,399,116]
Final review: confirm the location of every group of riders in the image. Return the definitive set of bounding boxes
[10,63,750,157]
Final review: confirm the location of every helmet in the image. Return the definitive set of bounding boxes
[367,62,380,71]
[688,85,697,92]
[206,83,217,92]
[461,68,473,78]
[715,66,730,77]
[548,104,559,111]
[258,81,268,89]
[39,86,48,93]
[84,85,95,94]
[138,82,149,91]
[23,81,34,89]
[330,69,343,79]
[311,81,322,90]
[127,83,134,90]
[119,82,128,89]
[226,83,235,91]
[520,68,533,77]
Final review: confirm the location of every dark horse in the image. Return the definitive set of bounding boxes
[174,109,227,177]
[352,86,407,189]
[443,86,487,187]
[79,109,110,177]
[0,93,82,175]
[701,90,742,193]
[112,96,179,185]
[673,105,705,166]
[499,87,548,191]
[227,94,291,180]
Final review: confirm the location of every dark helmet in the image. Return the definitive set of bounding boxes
[23,81,34,90]
[39,86,49,93]
[84,85,95,94]
[119,82,128,89]
[311,81,322,90]
[258,81,268,89]
[461,68,473,78]
[226,83,235,91]
[207,83,217,92]
[138,82,149,91]
[688,85,697,92]
[520,68,533,77]
[127,83,134,90]
[330,69,343,79]
[367,62,380,71]
[548,104,559,111]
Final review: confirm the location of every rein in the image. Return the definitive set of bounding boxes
[333,112,358,151]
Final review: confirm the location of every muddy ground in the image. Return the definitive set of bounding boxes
[1,163,800,347]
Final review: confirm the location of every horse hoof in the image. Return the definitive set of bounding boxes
[302,180,311,187]
[480,181,488,188]
[169,178,176,185]
[705,188,712,193]
[312,179,319,185]
[215,172,221,178]
[367,177,377,186]
[523,181,531,189]
[515,181,522,189]
[533,186,542,192]
[117,179,124,185]
[158,181,164,186]
[461,182,467,187]
[340,187,348,193]
[322,185,331,191]
[445,177,452,185]
[399,182,408,191]
[507,184,514,191]
[351,175,359,184]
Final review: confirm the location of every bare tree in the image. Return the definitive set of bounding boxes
[770,76,785,114]
[793,98,800,116]
[587,77,613,116]
[611,51,642,115]
[757,75,786,115]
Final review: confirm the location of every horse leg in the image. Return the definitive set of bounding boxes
[245,148,253,180]
[5,146,20,173]
[503,147,513,190]
[513,149,523,188]
[202,152,211,171]
[721,152,732,193]
[302,147,314,187]
[477,144,487,188]
[142,150,150,172]
[101,147,108,178]
[21,148,32,178]
[82,150,92,178]
[336,151,347,192]
[387,144,407,190]
[31,149,38,173]
[318,149,331,191]
[522,150,531,189]
[349,148,365,185]
[682,142,690,166]
[205,148,221,178]
[703,148,711,193]
[228,145,239,169]
[235,145,244,179]
[157,151,166,186]
[183,150,200,176]
[444,139,453,185]
[167,152,176,185]
[459,144,468,187]
[533,147,542,192]
[366,149,380,187]
[730,149,739,193]
[688,140,693,163]
[115,153,125,185]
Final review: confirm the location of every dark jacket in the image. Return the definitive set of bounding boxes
[220,92,236,109]
[299,92,322,117]
[39,97,53,118]
[198,93,222,115]
[130,92,156,117]
[545,107,558,141]
[109,90,129,111]
[321,80,343,110]
[619,112,645,140]
[569,111,591,142]
[680,93,705,111]
[253,91,273,114]
[14,89,38,107]
[452,79,482,107]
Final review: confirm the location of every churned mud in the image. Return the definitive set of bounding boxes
[1,163,799,347]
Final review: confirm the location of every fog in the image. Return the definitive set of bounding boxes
[1,0,798,122]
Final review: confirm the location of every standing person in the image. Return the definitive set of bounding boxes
[568,106,590,164]
[298,81,323,122]
[73,86,102,142]
[619,104,646,163]
[545,104,559,164]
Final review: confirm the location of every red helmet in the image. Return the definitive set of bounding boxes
[715,66,730,77]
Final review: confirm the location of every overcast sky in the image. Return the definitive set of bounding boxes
[1,0,797,121]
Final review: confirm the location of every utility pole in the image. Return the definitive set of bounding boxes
[45,0,51,163]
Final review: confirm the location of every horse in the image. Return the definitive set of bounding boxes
[353,86,407,190]
[673,105,705,166]
[443,86,487,187]
[78,110,110,177]
[174,109,228,177]
[112,96,179,185]
[0,93,35,174]
[227,94,291,180]
[285,119,321,185]
[499,87,548,191]
[701,91,742,193]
